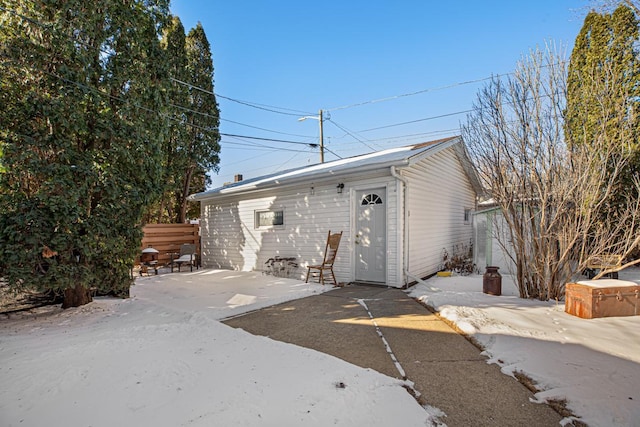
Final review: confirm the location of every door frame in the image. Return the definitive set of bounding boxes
[350,183,391,284]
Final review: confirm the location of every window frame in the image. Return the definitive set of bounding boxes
[464,208,472,224]
[254,209,285,229]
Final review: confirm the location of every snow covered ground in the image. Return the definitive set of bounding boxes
[0,270,431,427]
[408,269,640,427]
[1,268,639,426]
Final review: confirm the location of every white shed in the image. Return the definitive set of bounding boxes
[189,136,483,288]
[472,206,517,275]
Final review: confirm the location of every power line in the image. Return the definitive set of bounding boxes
[323,146,343,159]
[215,147,316,183]
[170,81,318,138]
[220,139,312,153]
[325,76,501,112]
[332,127,460,145]
[324,62,561,114]
[169,102,314,139]
[357,110,473,133]
[217,93,313,116]
[170,77,313,117]
[220,117,312,138]
[326,119,378,151]
[364,128,461,143]
[272,151,308,172]
[221,133,317,147]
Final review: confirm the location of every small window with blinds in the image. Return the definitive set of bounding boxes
[255,209,284,229]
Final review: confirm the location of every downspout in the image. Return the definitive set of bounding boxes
[390,166,410,287]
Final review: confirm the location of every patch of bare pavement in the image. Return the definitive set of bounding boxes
[224,284,565,427]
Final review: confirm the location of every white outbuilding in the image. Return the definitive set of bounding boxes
[189,136,483,287]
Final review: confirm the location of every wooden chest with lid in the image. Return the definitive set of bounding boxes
[565,280,640,319]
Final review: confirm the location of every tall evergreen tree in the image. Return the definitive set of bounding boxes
[0,0,170,307]
[146,21,220,224]
[565,4,640,201]
[178,23,220,223]
[149,15,190,224]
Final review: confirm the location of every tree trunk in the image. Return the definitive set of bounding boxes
[112,282,131,299]
[62,284,92,309]
[157,194,166,224]
[179,165,195,223]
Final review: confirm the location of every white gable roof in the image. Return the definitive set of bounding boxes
[190,136,472,201]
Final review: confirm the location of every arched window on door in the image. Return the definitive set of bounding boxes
[361,194,383,205]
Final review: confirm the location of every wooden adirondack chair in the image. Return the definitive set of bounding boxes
[305,231,343,286]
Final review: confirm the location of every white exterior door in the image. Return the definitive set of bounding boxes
[355,188,387,283]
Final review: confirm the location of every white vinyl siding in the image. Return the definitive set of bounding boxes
[200,174,401,285]
[402,147,476,279]
[201,200,245,270]
[201,181,351,282]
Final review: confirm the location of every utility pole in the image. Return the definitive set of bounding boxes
[298,109,325,163]
[318,109,324,163]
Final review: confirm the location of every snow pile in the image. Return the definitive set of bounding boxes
[409,269,640,427]
[0,270,432,427]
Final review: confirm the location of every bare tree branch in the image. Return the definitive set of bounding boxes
[464,46,640,300]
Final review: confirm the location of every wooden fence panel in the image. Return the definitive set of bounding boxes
[139,223,200,266]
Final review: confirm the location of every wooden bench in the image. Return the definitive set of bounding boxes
[584,254,623,279]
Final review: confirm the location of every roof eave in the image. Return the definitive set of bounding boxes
[405,136,461,167]
[189,158,410,201]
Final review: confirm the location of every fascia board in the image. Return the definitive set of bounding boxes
[189,159,409,201]
[405,136,462,167]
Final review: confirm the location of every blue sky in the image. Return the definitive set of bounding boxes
[170,0,588,188]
